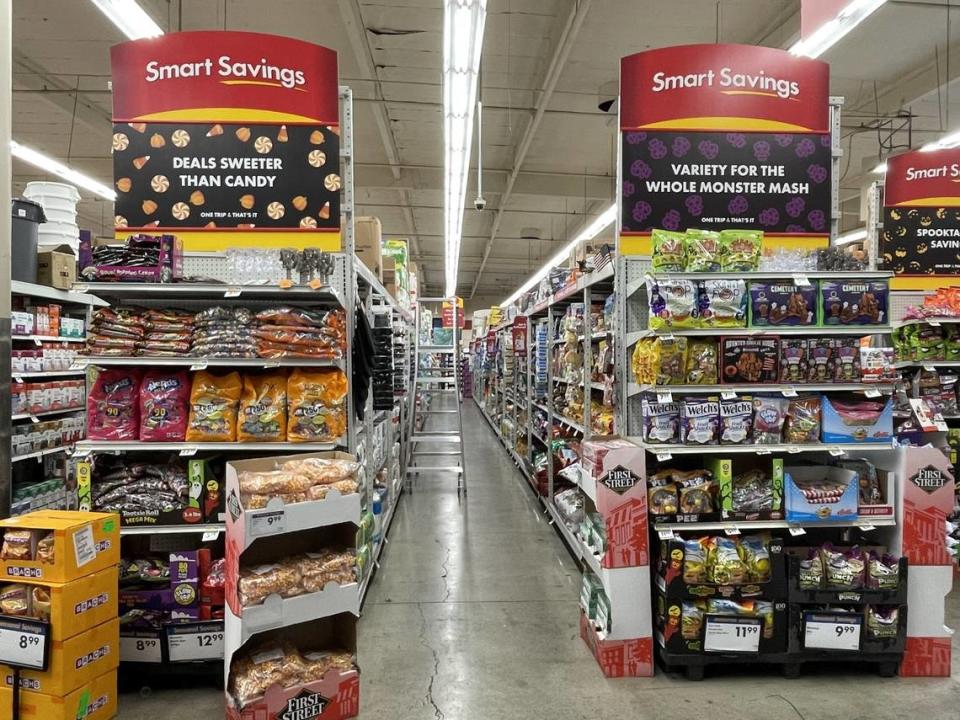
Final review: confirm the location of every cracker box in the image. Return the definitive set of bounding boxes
[784,466,859,523]
[821,396,893,443]
[748,282,817,326]
[820,280,889,325]
[0,511,119,583]
[720,336,779,384]
[0,668,117,720]
[2,618,119,697]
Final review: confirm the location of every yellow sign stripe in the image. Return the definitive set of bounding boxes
[636,117,816,132]
[892,196,960,207]
[131,108,328,124]
[114,229,341,252]
[619,234,828,256]
[891,276,960,291]
[220,80,307,93]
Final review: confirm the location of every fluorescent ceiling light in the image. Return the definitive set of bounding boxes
[921,129,960,152]
[89,0,163,40]
[872,162,887,174]
[790,0,887,58]
[500,203,616,308]
[443,0,487,298]
[11,141,117,200]
[836,228,867,244]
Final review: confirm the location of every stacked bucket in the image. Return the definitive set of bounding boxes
[23,181,81,250]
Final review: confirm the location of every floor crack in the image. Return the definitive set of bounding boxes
[767,694,805,720]
[417,602,444,720]
[436,538,451,602]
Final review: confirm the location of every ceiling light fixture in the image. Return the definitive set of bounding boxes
[443,0,487,298]
[500,203,617,308]
[836,228,867,244]
[921,129,960,152]
[89,0,163,40]
[11,141,117,200]
[872,162,887,174]
[789,0,887,58]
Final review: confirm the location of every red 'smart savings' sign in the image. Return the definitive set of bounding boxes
[881,146,960,289]
[619,44,831,254]
[110,32,341,250]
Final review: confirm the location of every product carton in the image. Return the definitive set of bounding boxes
[78,231,183,282]
[1,618,119,697]
[0,668,117,720]
[36,244,76,290]
[784,466,859,523]
[712,456,785,522]
[0,511,119,583]
[22,566,118,642]
[821,396,893,443]
[355,216,382,278]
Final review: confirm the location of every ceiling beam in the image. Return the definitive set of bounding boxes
[337,0,427,289]
[469,0,593,298]
[12,50,110,135]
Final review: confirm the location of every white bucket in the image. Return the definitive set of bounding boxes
[41,207,77,224]
[24,181,80,204]
[31,195,78,215]
[38,220,79,241]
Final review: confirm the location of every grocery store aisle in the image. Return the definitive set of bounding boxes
[116,402,960,719]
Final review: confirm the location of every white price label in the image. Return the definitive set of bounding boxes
[201,530,220,542]
[657,529,675,540]
[703,616,762,653]
[28,414,39,424]
[120,635,162,663]
[781,388,799,398]
[166,627,224,663]
[789,526,807,536]
[0,618,48,669]
[32,338,42,347]
[858,524,876,532]
[655,452,673,462]
[72,525,97,568]
[190,362,208,371]
[756,448,772,455]
[223,287,242,298]
[793,273,812,287]
[804,615,861,650]
[924,364,936,372]
[721,390,738,400]
[724,525,741,536]
[787,446,802,454]
[657,391,673,403]
[929,320,942,327]
[250,510,286,537]
[828,448,846,457]
[12,375,22,383]
[179,447,198,457]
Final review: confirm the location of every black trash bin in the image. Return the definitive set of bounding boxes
[11,198,46,283]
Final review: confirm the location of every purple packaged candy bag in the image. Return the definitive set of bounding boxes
[642,397,680,444]
[680,397,720,445]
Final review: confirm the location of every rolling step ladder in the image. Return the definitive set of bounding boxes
[407,297,466,495]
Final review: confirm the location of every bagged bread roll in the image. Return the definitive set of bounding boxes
[230,642,307,707]
[298,551,356,592]
[282,457,358,485]
[298,650,355,682]
[237,470,314,496]
[36,532,55,564]
[237,560,304,607]
[31,586,51,621]
[1,530,33,560]
[306,479,358,501]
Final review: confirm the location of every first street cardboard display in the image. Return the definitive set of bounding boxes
[110,32,341,251]
[619,44,831,255]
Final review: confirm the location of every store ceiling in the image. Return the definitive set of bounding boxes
[10,0,960,301]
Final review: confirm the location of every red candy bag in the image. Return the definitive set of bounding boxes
[139,369,190,441]
[87,368,142,441]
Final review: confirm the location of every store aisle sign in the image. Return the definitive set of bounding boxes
[512,316,528,353]
[880,146,960,289]
[442,298,465,329]
[619,44,831,252]
[110,32,340,250]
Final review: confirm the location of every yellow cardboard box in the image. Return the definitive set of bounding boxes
[1,619,119,697]
[10,566,118,642]
[0,511,119,583]
[0,668,117,720]
[355,216,382,278]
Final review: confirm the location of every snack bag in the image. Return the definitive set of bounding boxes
[730,469,774,511]
[685,340,719,384]
[866,606,899,639]
[684,229,722,272]
[822,545,865,590]
[738,535,771,582]
[87,367,142,441]
[649,279,699,330]
[752,397,789,444]
[287,368,349,443]
[700,280,747,328]
[867,552,899,590]
[139,369,190,441]
[676,470,715,513]
[682,600,706,639]
[720,229,762,271]
[708,536,747,585]
[680,398,720,445]
[185,370,242,442]
[657,336,688,385]
[798,548,823,589]
[683,538,708,583]
[720,397,753,444]
[651,229,686,272]
[648,471,678,515]
[784,396,821,444]
[631,338,658,385]
[238,372,288,442]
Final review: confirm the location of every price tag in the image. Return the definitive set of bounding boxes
[756,448,772,455]
[864,388,882,398]
[250,510,286,537]
[179,447,198,457]
[781,388,799,398]
[656,391,673,403]
[73,283,90,293]
[828,448,846,457]
[190,362,208,371]
[703,616,762,653]
[924,364,936,372]
[223,287,242,298]
[201,530,220,542]
[721,390,738,400]
[657,529,675,540]
[789,526,807,536]
[929,319,942,327]
[28,414,39,424]
[278,279,294,289]
[32,337,42,347]
[308,279,324,290]
[858,524,876,532]
[655,452,673,462]
[120,634,162,663]
[0,617,49,670]
[12,375,22,383]
[724,525,741,536]
[787,446,802,454]
[793,273,812,287]
[166,624,224,662]
[804,614,861,651]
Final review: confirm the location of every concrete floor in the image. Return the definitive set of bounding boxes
[118,402,960,719]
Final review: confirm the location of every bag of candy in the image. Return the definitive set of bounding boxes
[682,600,706,639]
[700,280,747,328]
[648,278,699,329]
[684,229,722,272]
[866,606,899,639]
[708,536,747,585]
[185,371,243,442]
[784,396,821,444]
[822,545,865,590]
[752,397,789,444]
[651,228,686,272]
[88,368,142,441]
[139,369,190,441]
[685,340,719,384]
[657,336,688,385]
[798,548,823,589]
[647,471,678,515]
[720,230,762,271]
[866,552,900,590]
[683,538,708,583]
[738,534,772,583]
[676,470,715,513]
[238,372,288,442]
[287,368,349,443]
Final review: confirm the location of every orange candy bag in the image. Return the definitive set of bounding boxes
[185,370,243,442]
[238,372,288,442]
[287,368,348,443]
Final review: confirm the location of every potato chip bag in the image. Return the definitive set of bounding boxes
[185,370,242,442]
[238,372,288,442]
[287,368,349,443]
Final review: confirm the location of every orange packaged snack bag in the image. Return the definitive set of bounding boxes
[287,368,348,443]
[238,372,288,442]
[185,370,243,442]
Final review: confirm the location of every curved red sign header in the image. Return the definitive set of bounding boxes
[111,31,339,125]
[884,146,960,207]
[620,44,829,133]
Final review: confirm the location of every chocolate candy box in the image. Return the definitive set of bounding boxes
[721,337,780,384]
[748,282,817,326]
[820,280,888,326]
